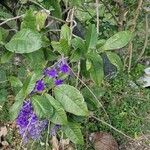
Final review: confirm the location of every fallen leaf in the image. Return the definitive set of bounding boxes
[0,126,7,137]
[89,132,119,150]
[51,136,59,150]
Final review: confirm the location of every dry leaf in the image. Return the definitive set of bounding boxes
[89,132,119,150]
[0,126,7,137]
[51,136,59,150]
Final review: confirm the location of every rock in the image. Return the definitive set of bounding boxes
[89,132,119,150]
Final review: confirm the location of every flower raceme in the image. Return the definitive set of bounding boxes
[16,59,70,143]
[16,100,48,142]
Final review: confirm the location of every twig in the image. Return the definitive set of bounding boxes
[96,0,100,34]
[49,15,66,23]
[128,42,133,73]
[131,0,143,32]
[92,115,150,149]
[127,0,143,73]
[68,66,111,124]
[91,115,133,140]
[46,120,51,150]
[0,15,23,26]
[136,13,149,63]
[75,61,81,88]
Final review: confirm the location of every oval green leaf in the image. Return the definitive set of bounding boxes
[102,31,132,50]
[54,84,88,116]
[5,29,42,53]
[87,53,104,86]
[32,95,54,119]
[106,52,123,71]
[45,93,68,125]
[62,122,84,145]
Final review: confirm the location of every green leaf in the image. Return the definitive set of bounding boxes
[106,52,123,71]
[9,76,23,87]
[21,9,36,30]
[9,72,41,120]
[54,84,88,116]
[25,50,46,70]
[51,39,69,56]
[87,53,104,85]
[45,93,68,125]
[5,29,42,53]
[36,10,48,31]
[32,95,54,119]
[62,122,84,145]
[80,59,90,78]
[102,31,132,50]
[9,100,23,120]
[71,37,86,53]
[85,24,97,50]
[60,24,71,45]
[1,51,13,64]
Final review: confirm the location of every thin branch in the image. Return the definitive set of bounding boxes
[127,0,143,73]
[131,0,143,32]
[46,120,51,150]
[49,15,66,23]
[136,13,149,63]
[91,115,133,140]
[68,66,111,124]
[0,15,23,26]
[127,42,133,73]
[92,115,150,149]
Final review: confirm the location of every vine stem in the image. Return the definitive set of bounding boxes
[91,115,150,149]
[127,0,143,73]
[46,120,51,150]
[0,15,23,26]
[135,13,149,63]
[68,66,111,124]
[91,115,133,140]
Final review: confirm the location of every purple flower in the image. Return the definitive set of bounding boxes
[55,79,63,86]
[50,124,61,136]
[44,68,58,78]
[35,80,45,92]
[59,63,69,73]
[16,100,48,143]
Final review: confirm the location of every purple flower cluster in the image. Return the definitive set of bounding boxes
[16,58,70,143]
[34,59,70,93]
[35,80,45,92]
[16,100,48,142]
[44,59,70,86]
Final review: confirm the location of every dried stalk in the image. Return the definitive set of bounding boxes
[136,13,149,63]
[127,0,143,73]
